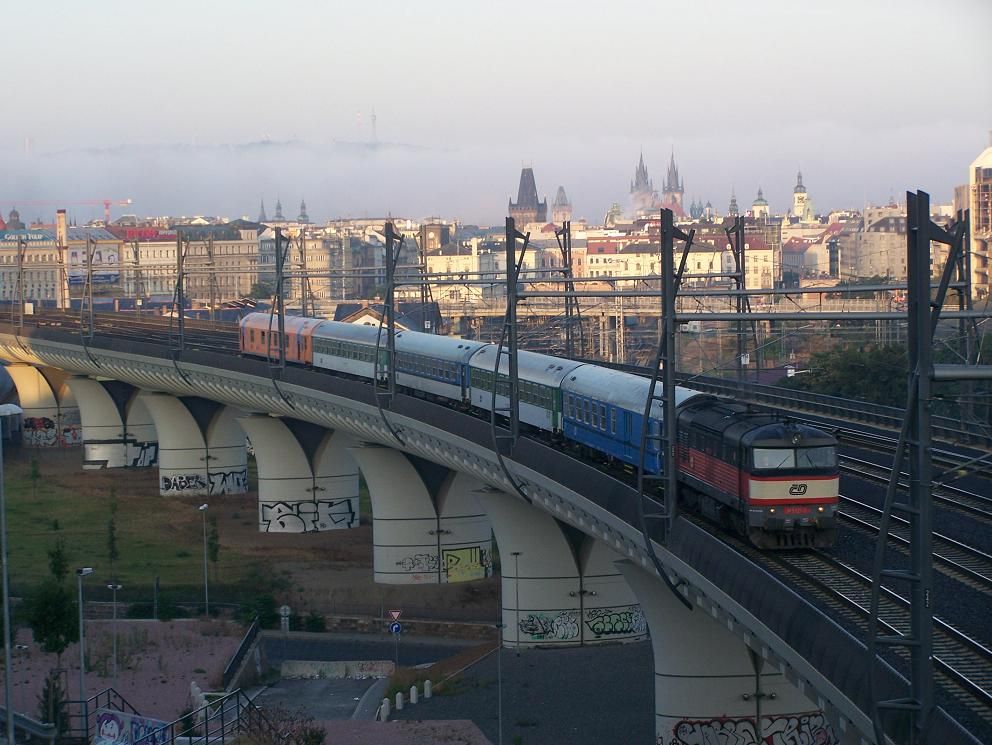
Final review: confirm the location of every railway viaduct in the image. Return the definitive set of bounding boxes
[0,320,978,745]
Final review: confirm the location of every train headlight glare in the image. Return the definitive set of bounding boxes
[818,506,824,512]
[769,508,776,514]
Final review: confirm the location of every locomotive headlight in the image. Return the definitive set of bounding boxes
[769,508,776,514]
[818,506,824,512]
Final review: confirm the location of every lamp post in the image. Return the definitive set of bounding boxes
[0,403,24,745]
[76,567,94,706]
[198,504,209,617]
[106,583,122,689]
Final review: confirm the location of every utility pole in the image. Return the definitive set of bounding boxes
[273,228,287,369]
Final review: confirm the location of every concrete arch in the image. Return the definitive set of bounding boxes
[5,363,81,447]
[348,445,494,585]
[139,392,247,497]
[619,560,836,745]
[65,377,159,469]
[237,414,360,533]
[474,487,643,647]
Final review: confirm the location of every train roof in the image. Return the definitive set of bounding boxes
[468,346,586,388]
[678,398,836,448]
[240,312,326,334]
[310,320,385,344]
[395,330,489,364]
[560,365,703,415]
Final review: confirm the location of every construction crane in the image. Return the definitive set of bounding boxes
[2,198,134,225]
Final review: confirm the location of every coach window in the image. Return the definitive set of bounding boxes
[599,404,607,430]
[610,408,617,434]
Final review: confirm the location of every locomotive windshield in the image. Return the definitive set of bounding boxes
[752,446,836,470]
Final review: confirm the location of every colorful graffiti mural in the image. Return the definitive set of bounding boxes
[442,545,492,582]
[94,709,169,745]
[666,712,835,745]
[259,498,359,532]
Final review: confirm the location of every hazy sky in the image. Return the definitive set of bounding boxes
[2,0,990,224]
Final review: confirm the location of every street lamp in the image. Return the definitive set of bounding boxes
[106,583,122,689]
[76,567,94,705]
[0,402,24,745]
[198,504,209,617]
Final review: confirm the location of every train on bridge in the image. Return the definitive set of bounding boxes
[240,312,839,548]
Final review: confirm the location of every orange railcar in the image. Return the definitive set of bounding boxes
[239,312,325,365]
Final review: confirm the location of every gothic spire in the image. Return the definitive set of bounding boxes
[258,198,267,223]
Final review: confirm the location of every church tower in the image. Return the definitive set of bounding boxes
[508,167,547,225]
[728,189,739,218]
[752,187,770,219]
[298,199,310,224]
[551,186,572,224]
[661,150,685,211]
[792,170,813,222]
[258,199,267,223]
[630,152,659,215]
[274,198,285,222]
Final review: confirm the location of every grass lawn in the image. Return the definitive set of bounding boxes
[2,447,261,599]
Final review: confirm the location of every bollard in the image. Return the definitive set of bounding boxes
[380,697,390,720]
[395,691,404,711]
[410,685,418,705]
[424,679,432,699]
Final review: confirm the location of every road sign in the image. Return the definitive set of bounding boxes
[388,609,402,621]
[389,621,402,635]
[279,605,292,618]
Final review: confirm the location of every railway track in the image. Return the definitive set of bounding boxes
[702,516,992,736]
[840,455,992,523]
[837,495,992,592]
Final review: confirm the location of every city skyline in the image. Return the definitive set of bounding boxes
[1,0,989,223]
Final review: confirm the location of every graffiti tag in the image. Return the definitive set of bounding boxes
[161,474,206,492]
[668,712,835,745]
[584,605,647,637]
[260,498,359,532]
[208,468,248,495]
[22,417,58,447]
[396,553,440,573]
[127,441,158,468]
[518,611,579,641]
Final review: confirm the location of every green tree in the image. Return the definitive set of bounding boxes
[25,579,78,667]
[37,669,68,733]
[778,345,908,407]
[248,281,275,299]
[47,538,70,585]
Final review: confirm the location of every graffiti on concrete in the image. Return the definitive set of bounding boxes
[260,498,359,532]
[584,605,647,638]
[161,473,207,493]
[22,417,58,447]
[396,553,439,573]
[208,468,248,495]
[518,611,579,641]
[61,424,83,446]
[95,708,169,745]
[667,712,835,745]
[442,545,492,583]
[127,441,158,468]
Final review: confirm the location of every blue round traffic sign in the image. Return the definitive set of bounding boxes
[389,621,402,635]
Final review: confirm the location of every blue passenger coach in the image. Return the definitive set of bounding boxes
[394,331,487,402]
[561,366,704,473]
